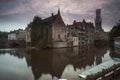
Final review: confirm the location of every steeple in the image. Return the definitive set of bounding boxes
[58,8,60,15]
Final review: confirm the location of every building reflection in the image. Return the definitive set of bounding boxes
[0,46,109,80]
[25,46,108,80]
[0,48,26,59]
[95,46,108,65]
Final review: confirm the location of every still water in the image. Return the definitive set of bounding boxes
[0,46,114,80]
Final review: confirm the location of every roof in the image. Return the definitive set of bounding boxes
[26,9,64,30]
[70,20,95,30]
[43,9,61,24]
[78,59,120,79]
[8,29,23,34]
[43,14,58,24]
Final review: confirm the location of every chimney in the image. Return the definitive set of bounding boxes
[73,20,76,24]
[51,13,54,16]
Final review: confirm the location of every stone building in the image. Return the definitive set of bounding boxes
[67,24,79,47]
[68,20,87,46]
[8,29,26,41]
[83,20,95,45]
[68,19,95,46]
[26,10,69,48]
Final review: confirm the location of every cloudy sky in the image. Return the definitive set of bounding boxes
[0,0,120,32]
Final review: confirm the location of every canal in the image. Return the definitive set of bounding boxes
[0,46,117,80]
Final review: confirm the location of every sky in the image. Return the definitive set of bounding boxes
[0,0,120,32]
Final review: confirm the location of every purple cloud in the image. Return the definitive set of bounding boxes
[0,0,120,31]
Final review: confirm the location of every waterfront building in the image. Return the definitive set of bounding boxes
[8,29,26,41]
[82,19,95,45]
[68,20,87,46]
[68,19,95,46]
[26,10,69,48]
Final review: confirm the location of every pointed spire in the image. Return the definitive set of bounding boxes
[58,8,60,15]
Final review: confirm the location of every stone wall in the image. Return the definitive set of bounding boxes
[53,42,68,48]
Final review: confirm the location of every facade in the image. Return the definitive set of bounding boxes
[83,20,95,45]
[8,32,16,40]
[8,29,26,41]
[68,20,95,45]
[26,10,69,48]
[69,20,88,46]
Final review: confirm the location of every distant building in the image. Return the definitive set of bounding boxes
[67,20,87,46]
[8,32,16,40]
[94,9,109,43]
[67,19,95,45]
[8,29,26,41]
[82,19,95,45]
[95,9,104,32]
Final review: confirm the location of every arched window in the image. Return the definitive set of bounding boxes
[58,34,60,39]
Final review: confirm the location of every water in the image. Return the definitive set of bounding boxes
[0,46,114,80]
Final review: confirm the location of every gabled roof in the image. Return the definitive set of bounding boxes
[43,14,58,24]
[43,9,61,24]
[73,22,82,29]
[26,9,65,30]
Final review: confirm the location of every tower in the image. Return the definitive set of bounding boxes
[95,9,103,32]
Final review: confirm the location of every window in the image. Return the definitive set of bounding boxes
[67,33,69,37]
[58,34,60,39]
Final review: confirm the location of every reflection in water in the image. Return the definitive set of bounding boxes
[0,46,110,80]
[0,48,26,59]
[25,46,109,80]
[0,51,33,80]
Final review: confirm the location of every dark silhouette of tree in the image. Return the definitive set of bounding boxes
[109,20,120,46]
[29,16,52,48]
